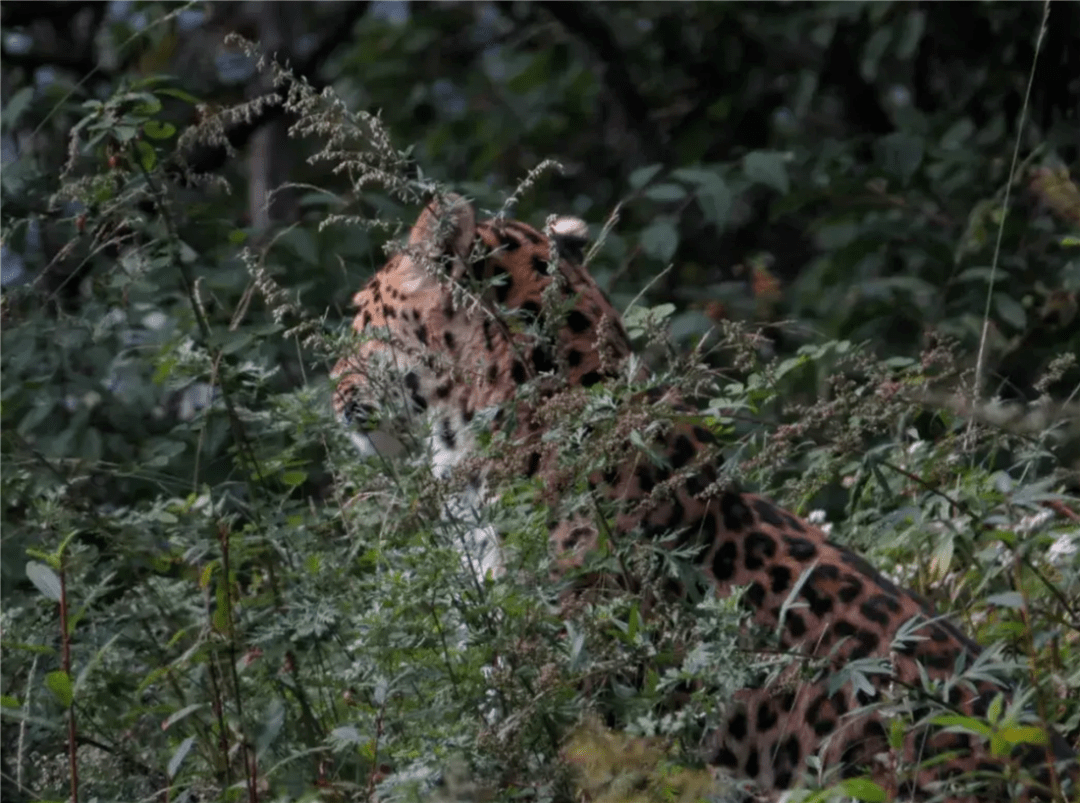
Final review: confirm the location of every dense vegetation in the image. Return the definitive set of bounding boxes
[2,3,1078,802]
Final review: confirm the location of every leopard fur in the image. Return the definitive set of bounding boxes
[332,195,1077,801]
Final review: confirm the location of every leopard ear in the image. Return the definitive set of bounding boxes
[410,193,477,265]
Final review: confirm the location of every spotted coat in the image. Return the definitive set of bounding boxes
[332,195,1077,802]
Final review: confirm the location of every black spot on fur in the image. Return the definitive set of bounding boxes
[786,611,807,639]
[713,747,738,769]
[567,348,583,367]
[929,623,952,642]
[684,473,706,497]
[532,346,555,375]
[444,331,456,350]
[493,267,512,304]
[800,574,834,616]
[563,526,591,550]
[720,492,754,530]
[779,691,797,712]
[482,318,495,350]
[486,365,498,384]
[780,512,807,533]
[744,747,759,778]
[403,371,424,411]
[756,701,778,732]
[751,499,785,528]
[508,221,542,244]
[727,710,747,740]
[851,629,881,660]
[712,541,738,581]
[838,574,864,603]
[382,304,397,319]
[440,417,455,449]
[512,360,527,384]
[435,382,452,400]
[744,530,778,570]
[665,499,686,530]
[670,434,695,469]
[530,254,548,275]
[769,565,791,594]
[921,649,955,671]
[834,620,856,638]
[860,594,900,628]
[746,582,766,608]
[691,424,716,444]
[972,690,995,718]
[567,310,591,333]
[526,452,540,476]
[581,370,602,387]
[839,551,902,596]
[783,535,818,561]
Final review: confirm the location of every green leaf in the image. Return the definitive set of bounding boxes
[45,670,73,708]
[695,173,732,228]
[860,26,892,81]
[639,218,679,262]
[985,592,1024,609]
[256,699,285,757]
[941,118,975,150]
[643,183,686,202]
[281,470,307,487]
[144,119,177,139]
[2,87,35,132]
[156,87,202,104]
[896,10,926,59]
[163,702,205,730]
[26,561,62,601]
[135,140,156,171]
[743,151,789,194]
[931,714,992,737]
[997,725,1047,747]
[330,725,363,745]
[114,124,139,142]
[629,164,663,190]
[839,777,888,802]
[877,133,924,184]
[167,736,195,778]
[993,292,1026,330]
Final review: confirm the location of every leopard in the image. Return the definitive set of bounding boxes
[331,193,1077,802]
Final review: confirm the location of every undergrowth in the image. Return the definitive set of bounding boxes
[2,28,1079,803]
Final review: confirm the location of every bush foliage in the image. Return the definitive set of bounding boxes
[2,4,1078,803]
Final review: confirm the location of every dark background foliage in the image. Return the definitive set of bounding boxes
[2,3,1078,803]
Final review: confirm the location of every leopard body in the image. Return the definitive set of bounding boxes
[332,195,1076,801]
